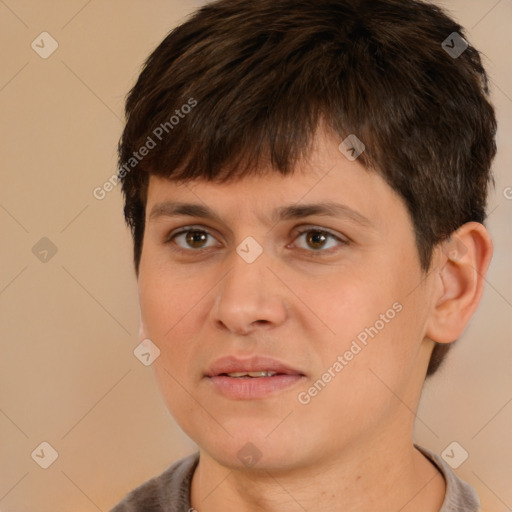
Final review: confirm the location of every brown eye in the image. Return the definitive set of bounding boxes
[305,231,329,250]
[293,228,348,254]
[184,230,208,248]
[169,228,218,250]
[166,225,348,255]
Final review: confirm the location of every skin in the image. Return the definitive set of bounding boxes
[137,125,493,512]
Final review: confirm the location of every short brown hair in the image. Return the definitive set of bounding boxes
[118,0,497,377]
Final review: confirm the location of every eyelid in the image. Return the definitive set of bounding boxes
[292,225,348,241]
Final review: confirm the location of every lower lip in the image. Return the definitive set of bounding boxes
[207,374,305,399]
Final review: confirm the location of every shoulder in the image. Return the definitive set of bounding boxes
[414,444,481,512]
[110,452,200,512]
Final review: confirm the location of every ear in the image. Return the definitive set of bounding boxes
[425,222,493,343]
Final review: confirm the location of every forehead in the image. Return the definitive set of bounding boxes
[145,128,407,230]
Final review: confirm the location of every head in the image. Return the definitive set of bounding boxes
[118,0,496,469]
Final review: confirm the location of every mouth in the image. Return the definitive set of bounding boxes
[205,356,306,400]
[220,371,282,378]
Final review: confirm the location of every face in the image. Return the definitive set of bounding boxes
[138,128,438,471]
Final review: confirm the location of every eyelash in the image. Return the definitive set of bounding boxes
[165,225,349,257]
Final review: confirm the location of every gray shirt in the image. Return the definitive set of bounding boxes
[110,444,480,511]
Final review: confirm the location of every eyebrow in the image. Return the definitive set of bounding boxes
[149,200,373,227]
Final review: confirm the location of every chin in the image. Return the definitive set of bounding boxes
[196,433,312,473]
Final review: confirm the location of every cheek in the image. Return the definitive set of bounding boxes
[138,261,201,340]
[297,303,423,443]
[138,264,216,386]
[316,273,398,350]
[313,261,424,386]
[138,267,205,419]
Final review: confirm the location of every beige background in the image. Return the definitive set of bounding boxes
[0,1,511,511]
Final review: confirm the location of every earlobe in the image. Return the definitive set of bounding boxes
[425,222,493,344]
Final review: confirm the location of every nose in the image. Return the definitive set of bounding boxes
[210,247,288,335]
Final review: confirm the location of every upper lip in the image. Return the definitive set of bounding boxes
[205,356,305,377]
